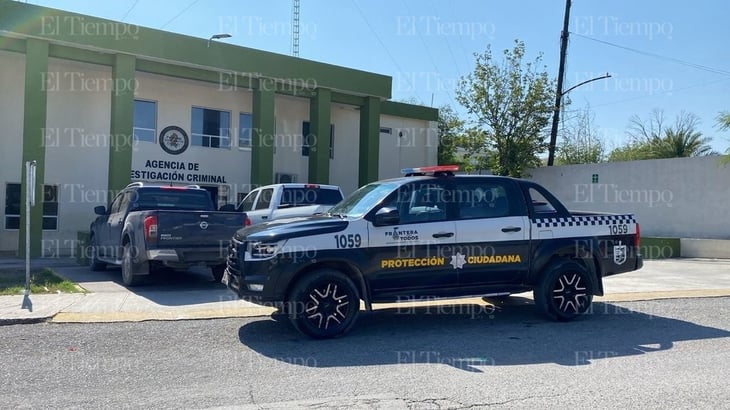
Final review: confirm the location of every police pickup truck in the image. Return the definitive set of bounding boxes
[89,182,249,286]
[223,166,642,338]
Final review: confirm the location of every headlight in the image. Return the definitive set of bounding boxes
[247,240,286,259]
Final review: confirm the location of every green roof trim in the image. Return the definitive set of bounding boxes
[0,1,392,98]
[381,101,439,122]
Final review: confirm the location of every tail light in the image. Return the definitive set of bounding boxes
[244,215,252,227]
[144,215,158,243]
[635,223,641,249]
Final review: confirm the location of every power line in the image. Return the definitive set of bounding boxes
[120,0,139,22]
[160,0,201,29]
[589,77,730,109]
[571,32,730,77]
[349,0,418,93]
[399,0,459,108]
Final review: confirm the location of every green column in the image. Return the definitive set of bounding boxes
[19,38,48,257]
[308,88,331,184]
[251,87,275,187]
[108,54,135,199]
[358,96,381,187]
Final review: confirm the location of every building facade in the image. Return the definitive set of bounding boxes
[0,1,438,256]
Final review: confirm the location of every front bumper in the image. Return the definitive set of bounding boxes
[223,238,282,302]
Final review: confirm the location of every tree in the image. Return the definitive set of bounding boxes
[437,105,465,166]
[456,127,494,173]
[717,111,730,131]
[556,105,605,165]
[456,40,555,177]
[609,110,714,161]
[717,111,730,164]
[628,110,713,158]
[607,140,653,162]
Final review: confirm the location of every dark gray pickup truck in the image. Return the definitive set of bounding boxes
[89,182,249,286]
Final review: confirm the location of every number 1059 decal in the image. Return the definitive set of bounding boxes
[609,224,629,235]
[335,234,362,248]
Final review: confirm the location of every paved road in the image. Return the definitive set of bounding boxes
[2,297,729,409]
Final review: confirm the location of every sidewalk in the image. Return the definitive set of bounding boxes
[1,258,729,325]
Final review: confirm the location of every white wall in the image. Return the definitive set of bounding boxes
[132,72,253,205]
[527,157,730,239]
[0,50,25,252]
[273,94,309,185]
[378,115,438,180]
[41,58,112,256]
[330,104,360,195]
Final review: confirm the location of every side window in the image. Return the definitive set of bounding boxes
[390,183,448,224]
[254,188,274,210]
[238,191,257,212]
[528,187,557,214]
[456,182,510,220]
[118,192,131,214]
[109,193,125,214]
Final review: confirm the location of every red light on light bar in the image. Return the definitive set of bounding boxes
[400,165,459,174]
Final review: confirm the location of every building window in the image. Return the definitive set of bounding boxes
[4,183,58,230]
[4,183,20,230]
[133,100,157,143]
[192,107,230,149]
[42,185,59,230]
[302,121,334,159]
[239,112,252,148]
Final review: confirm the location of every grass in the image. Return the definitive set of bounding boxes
[0,268,84,295]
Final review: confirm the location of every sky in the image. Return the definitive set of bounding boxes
[24,0,730,154]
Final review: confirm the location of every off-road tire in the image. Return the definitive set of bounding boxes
[534,259,594,321]
[287,270,360,339]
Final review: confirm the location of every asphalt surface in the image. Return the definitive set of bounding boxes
[1,297,729,409]
[2,258,730,325]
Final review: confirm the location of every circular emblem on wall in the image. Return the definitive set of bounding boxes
[159,126,189,155]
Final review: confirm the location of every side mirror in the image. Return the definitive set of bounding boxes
[94,205,106,215]
[373,207,400,226]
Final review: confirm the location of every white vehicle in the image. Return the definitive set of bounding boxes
[237,183,344,225]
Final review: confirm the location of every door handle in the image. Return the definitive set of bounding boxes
[261,216,268,220]
[432,232,454,238]
[501,226,522,233]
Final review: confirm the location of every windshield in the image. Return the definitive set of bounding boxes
[327,182,399,218]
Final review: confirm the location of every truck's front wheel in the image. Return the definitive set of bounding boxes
[287,270,360,339]
[534,260,593,321]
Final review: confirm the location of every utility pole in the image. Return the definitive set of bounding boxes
[291,0,300,57]
[547,0,571,166]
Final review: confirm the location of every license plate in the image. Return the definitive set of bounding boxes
[221,270,230,286]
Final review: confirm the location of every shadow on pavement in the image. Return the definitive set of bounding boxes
[56,264,233,307]
[237,298,730,372]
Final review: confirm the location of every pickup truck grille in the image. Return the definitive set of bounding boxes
[226,237,245,277]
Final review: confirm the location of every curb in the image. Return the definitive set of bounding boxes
[52,306,278,323]
[41,289,730,324]
[0,317,52,326]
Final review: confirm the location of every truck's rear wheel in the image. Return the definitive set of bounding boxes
[534,260,593,321]
[287,270,360,339]
[121,243,141,287]
[88,235,106,271]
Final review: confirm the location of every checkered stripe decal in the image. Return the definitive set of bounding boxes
[532,215,636,228]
